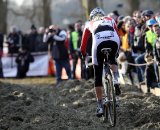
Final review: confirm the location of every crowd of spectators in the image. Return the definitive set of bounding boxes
[0,9,160,89]
[0,21,86,83]
[113,10,160,92]
[6,25,48,54]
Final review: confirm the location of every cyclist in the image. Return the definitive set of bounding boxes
[80,7,121,117]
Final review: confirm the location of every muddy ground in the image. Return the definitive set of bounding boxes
[0,77,160,130]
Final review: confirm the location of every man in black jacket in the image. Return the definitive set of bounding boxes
[43,25,71,84]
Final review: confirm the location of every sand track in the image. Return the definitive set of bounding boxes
[0,78,160,130]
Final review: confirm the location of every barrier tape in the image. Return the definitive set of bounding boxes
[85,56,158,67]
[126,60,158,67]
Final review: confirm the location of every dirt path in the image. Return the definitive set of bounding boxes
[0,78,160,130]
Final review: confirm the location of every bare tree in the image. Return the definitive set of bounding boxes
[8,0,52,28]
[81,0,98,20]
[42,0,52,27]
[36,0,52,27]
[0,0,8,33]
[87,0,98,16]
[127,0,140,15]
[8,1,37,25]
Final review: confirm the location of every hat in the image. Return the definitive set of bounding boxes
[31,24,36,30]
[117,15,125,22]
[141,10,154,17]
[112,10,120,17]
[146,18,157,26]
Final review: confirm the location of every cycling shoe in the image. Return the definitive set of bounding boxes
[96,107,104,117]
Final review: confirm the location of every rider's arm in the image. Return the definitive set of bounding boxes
[111,19,119,35]
[80,28,91,56]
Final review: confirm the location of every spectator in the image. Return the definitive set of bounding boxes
[69,22,82,79]
[35,27,48,52]
[26,25,38,52]
[117,20,125,41]
[0,32,3,78]
[43,25,71,84]
[144,52,159,93]
[153,21,160,62]
[121,18,131,51]
[6,26,20,54]
[145,21,160,92]
[134,10,154,83]
[121,18,136,84]
[16,47,34,78]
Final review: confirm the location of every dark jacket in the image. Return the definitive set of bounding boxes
[45,29,69,60]
[0,33,3,49]
[6,33,20,53]
[16,50,34,78]
[0,33,3,56]
[35,34,48,52]
[26,32,38,52]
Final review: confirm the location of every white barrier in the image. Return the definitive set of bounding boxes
[2,52,49,77]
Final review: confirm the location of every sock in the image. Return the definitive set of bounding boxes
[97,100,102,108]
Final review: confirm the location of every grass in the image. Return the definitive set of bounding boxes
[0,76,56,85]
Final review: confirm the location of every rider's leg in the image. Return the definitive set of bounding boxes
[94,65,103,101]
[110,64,119,84]
[110,64,121,95]
[95,87,103,100]
[94,65,104,117]
[95,86,103,108]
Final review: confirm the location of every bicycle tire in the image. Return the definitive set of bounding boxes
[107,71,116,126]
[102,69,116,126]
[102,78,109,123]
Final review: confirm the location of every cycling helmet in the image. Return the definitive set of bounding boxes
[89,7,105,20]
[146,18,157,26]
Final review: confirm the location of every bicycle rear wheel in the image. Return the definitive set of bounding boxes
[102,79,109,123]
[103,71,116,126]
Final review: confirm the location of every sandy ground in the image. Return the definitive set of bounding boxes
[0,77,160,130]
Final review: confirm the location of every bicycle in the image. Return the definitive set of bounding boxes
[101,48,117,126]
[85,48,117,127]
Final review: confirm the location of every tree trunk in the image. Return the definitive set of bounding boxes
[42,0,52,27]
[87,0,98,15]
[127,0,140,15]
[0,0,7,33]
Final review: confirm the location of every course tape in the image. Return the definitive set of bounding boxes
[126,60,157,67]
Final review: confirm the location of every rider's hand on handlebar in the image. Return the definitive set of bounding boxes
[81,54,86,61]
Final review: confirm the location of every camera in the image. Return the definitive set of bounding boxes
[49,28,56,33]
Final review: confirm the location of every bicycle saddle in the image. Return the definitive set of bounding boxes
[101,48,112,54]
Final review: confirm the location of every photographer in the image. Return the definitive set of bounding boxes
[43,25,71,84]
[16,46,34,79]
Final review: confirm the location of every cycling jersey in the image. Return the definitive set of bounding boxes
[81,17,120,65]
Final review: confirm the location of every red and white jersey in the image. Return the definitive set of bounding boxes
[80,17,120,65]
